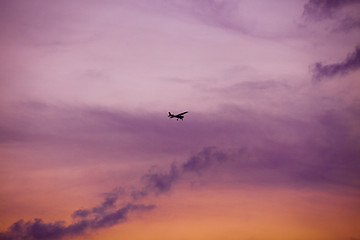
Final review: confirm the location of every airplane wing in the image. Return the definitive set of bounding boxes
[177,111,188,116]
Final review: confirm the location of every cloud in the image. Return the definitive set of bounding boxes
[171,0,245,32]
[312,45,360,80]
[125,0,288,36]
[71,193,119,219]
[0,204,155,240]
[302,0,360,32]
[134,163,181,198]
[137,0,245,33]
[303,0,360,21]
[138,0,303,38]
[131,147,237,199]
[334,16,360,32]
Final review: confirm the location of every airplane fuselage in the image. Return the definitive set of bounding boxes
[168,111,188,120]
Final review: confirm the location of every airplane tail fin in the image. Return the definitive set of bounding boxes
[168,112,172,117]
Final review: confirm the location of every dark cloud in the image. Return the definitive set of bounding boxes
[303,0,360,21]
[312,46,360,80]
[71,209,91,219]
[181,147,232,173]
[72,194,118,219]
[0,204,155,240]
[92,195,118,214]
[303,0,360,32]
[137,163,180,197]
[335,17,360,32]
[131,147,236,199]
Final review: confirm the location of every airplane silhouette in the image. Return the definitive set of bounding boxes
[168,111,188,120]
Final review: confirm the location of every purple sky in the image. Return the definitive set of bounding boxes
[1,0,360,239]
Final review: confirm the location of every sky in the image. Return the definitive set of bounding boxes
[0,0,360,239]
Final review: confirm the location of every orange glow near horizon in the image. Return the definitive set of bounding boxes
[67,186,360,240]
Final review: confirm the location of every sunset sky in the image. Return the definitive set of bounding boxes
[1,0,360,239]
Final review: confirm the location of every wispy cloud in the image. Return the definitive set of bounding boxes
[71,191,121,219]
[303,0,360,21]
[150,0,246,33]
[311,46,360,80]
[131,147,238,199]
[335,17,360,32]
[302,0,360,32]
[0,204,155,240]
[127,0,302,38]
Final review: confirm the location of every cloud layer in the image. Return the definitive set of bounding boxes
[312,46,360,80]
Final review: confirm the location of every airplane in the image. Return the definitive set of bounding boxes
[168,111,188,120]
